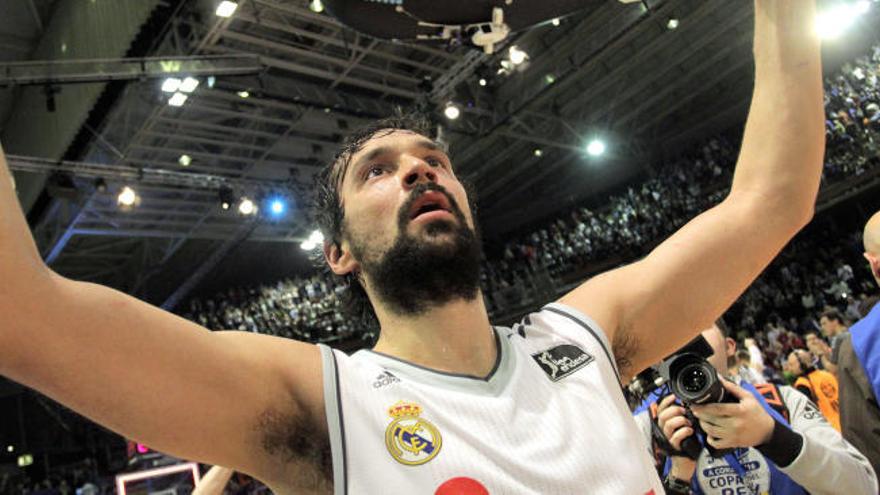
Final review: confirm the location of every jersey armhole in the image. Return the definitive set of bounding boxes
[319,344,347,495]
[540,302,620,380]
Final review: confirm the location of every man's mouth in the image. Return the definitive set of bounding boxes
[408,191,453,220]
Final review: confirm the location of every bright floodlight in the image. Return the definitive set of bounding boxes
[215,1,238,17]
[178,154,192,166]
[308,230,324,243]
[270,199,286,215]
[586,139,606,157]
[168,92,188,107]
[179,77,199,93]
[310,0,324,13]
[237,90,250,98]
[238,198,256,215]
[117,186,137,206]
[478,78,487,86]
[667,18,679,30]
[444,103,460,120]
[551,18,561,26]
[508,46,527,65]
[815,3,865,39]
[161,78,181,93]
[6,446,13,453]
[534,148,543,157]
[300,240,317,251]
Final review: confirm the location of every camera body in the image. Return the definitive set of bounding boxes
[630,335,737,459]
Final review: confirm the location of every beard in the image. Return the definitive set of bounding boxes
[347,183,482,317]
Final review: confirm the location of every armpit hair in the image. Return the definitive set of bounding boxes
[256,406,332,490]
[612,324,640,382]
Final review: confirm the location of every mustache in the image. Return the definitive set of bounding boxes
[397,183,466,227]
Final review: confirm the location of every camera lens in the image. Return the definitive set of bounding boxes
[679,363,709,394]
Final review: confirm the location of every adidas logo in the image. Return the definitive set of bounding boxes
[372,371,401,389]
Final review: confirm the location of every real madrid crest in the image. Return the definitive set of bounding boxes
[384,401,442,466]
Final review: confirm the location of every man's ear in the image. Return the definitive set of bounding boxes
[324,240,359,276]
[725,337,737,358]
[865,252,880,277]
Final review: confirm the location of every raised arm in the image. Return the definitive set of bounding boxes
[561,0,824,378]
[0,144,324,487]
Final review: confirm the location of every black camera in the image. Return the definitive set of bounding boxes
[629,335,737,459]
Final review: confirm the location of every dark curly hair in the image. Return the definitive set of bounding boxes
[312,110,451,331]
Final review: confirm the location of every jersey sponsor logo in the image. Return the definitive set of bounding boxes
[384,401,442,466]
[373,371,401,389]
[531,344,594,382]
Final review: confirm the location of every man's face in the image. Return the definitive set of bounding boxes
[331,129,482,315]
[701,326,735,374]
[819,316,843,336]
[337,130,475,261]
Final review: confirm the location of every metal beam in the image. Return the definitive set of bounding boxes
[0,55,261,86]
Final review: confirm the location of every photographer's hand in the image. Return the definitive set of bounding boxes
[690,380,775,450]
[656,394,697,480]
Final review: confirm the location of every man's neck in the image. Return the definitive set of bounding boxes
[371,296,496,378]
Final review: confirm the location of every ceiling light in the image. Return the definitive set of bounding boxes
[551,18,561,27]
[534,148,543,157]
[168,92,188,107]
[666,18,679,30]
[238,198,256,215]
[544,74,556,85]
[178,154,192,166]
[309,0,324,13]
[309,230,324,243]
[444,103,460,120]
[586,139,606,157]
[300,240,317,251]
[508,46,527,65]
[236,90,250,98]
[815,3,865,39]
[179,77,199,93]
[215,1,238,18]
[161,77,181,93]
[117,186,137,207]
[478,78,487,87]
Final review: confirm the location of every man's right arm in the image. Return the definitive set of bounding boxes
[0,144,323,487]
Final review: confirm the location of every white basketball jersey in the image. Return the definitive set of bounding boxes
[318,303,663,494]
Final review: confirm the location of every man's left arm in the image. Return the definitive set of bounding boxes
[560,0,824,378]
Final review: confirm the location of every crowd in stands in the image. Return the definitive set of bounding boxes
[181,38,880,346]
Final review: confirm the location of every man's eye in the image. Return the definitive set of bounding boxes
[366,166,385,179]
[426,156,443,167]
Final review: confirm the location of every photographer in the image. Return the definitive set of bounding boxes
[634,323,876,494]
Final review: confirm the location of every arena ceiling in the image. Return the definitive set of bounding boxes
[0,0,877,305]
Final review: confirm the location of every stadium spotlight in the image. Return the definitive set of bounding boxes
[168,92,188,107]
[266,196,287,217]
[508,46,527,65]
[300,230,324,251]
[815,1,869,40]
[310,0,324,13]
[161,77,181,93]
[179,77,199,93]
[586,139,606,157]
[215,1,238,18]
[238,198,257,215]
[117,186,137,207]
[666,18,679,30]
[178,154,192,166]
[444,103,461,120]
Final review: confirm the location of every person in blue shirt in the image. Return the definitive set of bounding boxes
[634,322,877,494]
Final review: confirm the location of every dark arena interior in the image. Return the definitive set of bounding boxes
[1,1,880,494]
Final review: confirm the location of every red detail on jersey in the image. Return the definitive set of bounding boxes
[435,477,489,495]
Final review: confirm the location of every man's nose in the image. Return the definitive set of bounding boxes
[402,160,437,188]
